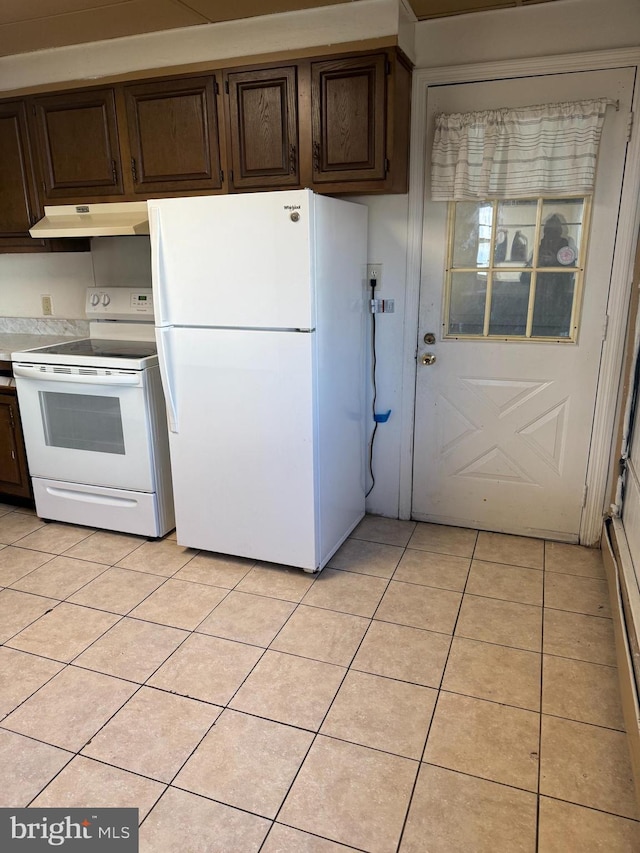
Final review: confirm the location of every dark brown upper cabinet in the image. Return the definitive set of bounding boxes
[124,76,223,194]
[0,46,411,252]
[225,66,299,190]
[0,100,43,251]
[31,88,124,200]
[311,53,387,185]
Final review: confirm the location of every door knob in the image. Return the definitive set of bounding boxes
[421,353,437,366]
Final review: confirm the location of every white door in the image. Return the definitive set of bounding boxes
[412,68,635,542]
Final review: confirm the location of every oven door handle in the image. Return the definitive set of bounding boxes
[13,364,143,387]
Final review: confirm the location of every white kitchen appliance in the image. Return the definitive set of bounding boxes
[12,288,174,537]
[149,189,367,572]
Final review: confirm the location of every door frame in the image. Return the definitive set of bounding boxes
[399,48,640,544]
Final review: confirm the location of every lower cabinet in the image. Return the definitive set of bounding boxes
[0,387,32,500]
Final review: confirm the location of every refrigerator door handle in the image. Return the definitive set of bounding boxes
[149,204,168,327]
[156,327,179,433]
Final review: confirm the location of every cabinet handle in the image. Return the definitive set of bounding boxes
[313,141,321,172]
[131,157,138,182]
[289,144,297,174]
[111,160,118,184]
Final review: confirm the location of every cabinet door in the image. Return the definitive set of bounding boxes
[0,391,31,499]
[225,66,299,190]
[31,88,124,199]
[311,54,386,184]
[124,76,223,194]
[0,101,43,250]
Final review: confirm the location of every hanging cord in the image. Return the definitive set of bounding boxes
[366,278,378,498]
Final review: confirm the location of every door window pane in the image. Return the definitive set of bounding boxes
[489,273,530,336]
[444,196,588,342]
[448,272,487,335]
[496,199,537,265]
[451,202,493,268]
[39,391,125,454]
[531,272,576,338]
[539,199,584,266]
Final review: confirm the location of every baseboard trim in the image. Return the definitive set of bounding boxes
[602,516,640,810]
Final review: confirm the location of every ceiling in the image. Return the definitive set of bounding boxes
[0,0,557,59]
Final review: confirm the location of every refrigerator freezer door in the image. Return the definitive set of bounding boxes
[149,190,315,330]
[164,326,320,569]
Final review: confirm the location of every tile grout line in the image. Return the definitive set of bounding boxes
[1,518,628,848]
[394,528,479,852]
[263,555,401,850]
[535,539,548,852]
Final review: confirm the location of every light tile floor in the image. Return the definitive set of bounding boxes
[0,503,639,851]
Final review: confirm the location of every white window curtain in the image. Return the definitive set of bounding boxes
[431,98,612,201]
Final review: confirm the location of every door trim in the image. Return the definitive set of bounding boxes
[400,47,640,544]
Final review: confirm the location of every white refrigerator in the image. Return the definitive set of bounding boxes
[148,189,368,572]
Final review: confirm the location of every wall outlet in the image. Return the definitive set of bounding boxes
[41,295,53,316]
[367,263,383,290]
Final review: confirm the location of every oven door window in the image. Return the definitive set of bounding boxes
[39,391,126,455]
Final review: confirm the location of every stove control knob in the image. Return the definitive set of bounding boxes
[90,292,100,306]
[101,293,111,306]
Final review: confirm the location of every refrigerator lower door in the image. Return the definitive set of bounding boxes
[164,326,320,569]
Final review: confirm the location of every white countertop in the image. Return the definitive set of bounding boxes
[0,333,85,362]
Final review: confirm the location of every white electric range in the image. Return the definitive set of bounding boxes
[11,288,175,537]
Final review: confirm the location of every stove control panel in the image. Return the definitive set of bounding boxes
[86,288,154,321]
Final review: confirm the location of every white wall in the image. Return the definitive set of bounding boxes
[0,253,93,318]
[348,194,410,515]
[414,0,640,68]
[91,237,152,289]
[0,237,152,318]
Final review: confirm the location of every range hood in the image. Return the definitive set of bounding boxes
[30,202,150,238]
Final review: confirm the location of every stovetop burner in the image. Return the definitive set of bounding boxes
[31,338,157,359]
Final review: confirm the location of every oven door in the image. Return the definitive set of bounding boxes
[13,365,155,492]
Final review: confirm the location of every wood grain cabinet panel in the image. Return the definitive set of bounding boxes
[0,389,32,500]
[225,66,299,190]
[311,54,387,184]
[0,100,43,251]
[31,88,124,199]
[0,47,411,254]
[124,76,223,193]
